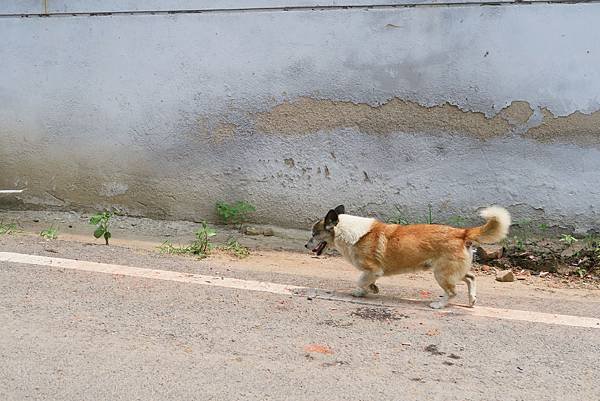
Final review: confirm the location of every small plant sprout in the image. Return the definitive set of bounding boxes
[159,222,216,258]
[216,201,256,229]
[90,211,113,245]
[560,234,578,246]
[40,226,58,240]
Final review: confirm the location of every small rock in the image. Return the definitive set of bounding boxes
[261,227,274,236]
[560,242,585,258]
[496,269,514,282]
[476,245,504,261]
[481,264,492,272]
[243,226,261,236]
[539,271,549,278]
[556,264,578,276]
[424,344,445,356]
[33,218,40,223]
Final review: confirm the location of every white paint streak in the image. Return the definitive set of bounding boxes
[1,251,599,329]
[0,190,24,194]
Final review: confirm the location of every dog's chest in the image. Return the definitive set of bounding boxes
[334,240,367,271]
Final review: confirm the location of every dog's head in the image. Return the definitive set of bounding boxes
[305,205,345,256]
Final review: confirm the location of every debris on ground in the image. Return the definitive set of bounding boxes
[350,307,408,321]
[426,328,440,336]
[304,344,334,355]
[424,344,445,356]
[321,360,349,367]
[496,269,515,282]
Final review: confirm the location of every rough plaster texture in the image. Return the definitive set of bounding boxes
[1,2,600,230]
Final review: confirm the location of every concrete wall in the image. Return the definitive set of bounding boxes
[1,1,600,231]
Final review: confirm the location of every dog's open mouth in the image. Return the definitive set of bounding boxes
[312,241,327,256]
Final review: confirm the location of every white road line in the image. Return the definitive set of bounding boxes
[1,251,599,329]
[0,251,303,296]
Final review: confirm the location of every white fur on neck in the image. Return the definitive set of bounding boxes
[334,214,375,245]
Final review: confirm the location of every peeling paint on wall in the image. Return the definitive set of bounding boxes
[525,108,600,146]
[213,122,237,143]
[255,97,533,138]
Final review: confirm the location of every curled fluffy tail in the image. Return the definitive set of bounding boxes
[464,206,511,244]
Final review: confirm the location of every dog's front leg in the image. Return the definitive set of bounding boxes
[352,270,383,297]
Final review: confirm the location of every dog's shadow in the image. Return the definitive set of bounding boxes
[293,287,471,310]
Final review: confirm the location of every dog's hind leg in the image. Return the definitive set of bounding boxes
[462,273,476,307]
[430,269,458,309]
[352,270,383,297]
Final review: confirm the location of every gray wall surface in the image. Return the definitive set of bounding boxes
[1,1,600,230]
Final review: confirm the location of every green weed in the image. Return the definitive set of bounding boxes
[387,204,435,225]
[447,215,467,227]
[216,201,256,228]
[424,204,434,224]
[0,221,18,235]
[559,234,578,246]
[40,226,58,240]
[159,222,216,258]
[387,205,409,225]
[220,237,250,259]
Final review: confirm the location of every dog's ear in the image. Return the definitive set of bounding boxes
[324,209,339,230]
[334,205,345,215]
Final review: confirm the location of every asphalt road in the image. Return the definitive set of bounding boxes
[1,235,599,401]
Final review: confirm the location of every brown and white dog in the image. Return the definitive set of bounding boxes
[305,205,511,308]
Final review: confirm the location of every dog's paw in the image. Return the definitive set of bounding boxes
[468,296,477,307]
[429,301,446,309]
[351,288,367,298]
[368,283,379,294]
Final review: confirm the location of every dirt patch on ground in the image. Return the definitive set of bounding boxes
[484,236,600,281]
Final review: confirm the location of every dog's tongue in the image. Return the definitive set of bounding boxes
[313,241,326,255]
